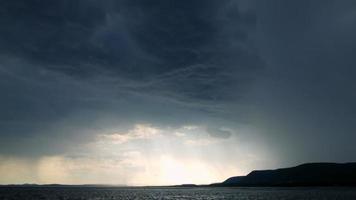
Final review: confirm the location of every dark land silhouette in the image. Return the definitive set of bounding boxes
[213,162,356,187]
[2,162,356,188]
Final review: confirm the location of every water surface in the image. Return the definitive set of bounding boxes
[0,187,355,200]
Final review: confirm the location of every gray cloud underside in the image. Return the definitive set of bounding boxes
[0,0,259,156]
[0,0,356,165]
[0,0,259,102]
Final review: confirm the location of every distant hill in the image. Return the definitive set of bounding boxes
[217,162,356,186]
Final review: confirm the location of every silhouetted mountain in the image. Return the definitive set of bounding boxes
[217,162,356,186]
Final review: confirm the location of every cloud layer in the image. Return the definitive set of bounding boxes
[1,0,356,184]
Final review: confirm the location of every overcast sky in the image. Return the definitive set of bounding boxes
[1,0,356,185]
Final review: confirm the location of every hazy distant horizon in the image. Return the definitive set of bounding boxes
[2,162,356,186]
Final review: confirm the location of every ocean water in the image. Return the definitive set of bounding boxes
[0,187,355,200]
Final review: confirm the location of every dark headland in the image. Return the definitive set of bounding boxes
[211,162,356,187]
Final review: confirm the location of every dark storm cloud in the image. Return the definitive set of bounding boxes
[248,0,356,164]
[0,0,260,102]
[1,0,355,167]
[0,0,261,156]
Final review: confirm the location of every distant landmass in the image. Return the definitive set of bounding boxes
[214,162,356,187]
[0,184,127,188]
[2,163,356,188]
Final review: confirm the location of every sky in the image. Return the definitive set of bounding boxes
[0,0,356,186]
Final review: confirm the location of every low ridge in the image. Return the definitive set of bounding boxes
[217,162,356,186]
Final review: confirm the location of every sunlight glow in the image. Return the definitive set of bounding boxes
[0,124,268,185]
[158,156,216,185]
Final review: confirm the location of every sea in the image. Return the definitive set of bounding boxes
[0,186,356,200]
